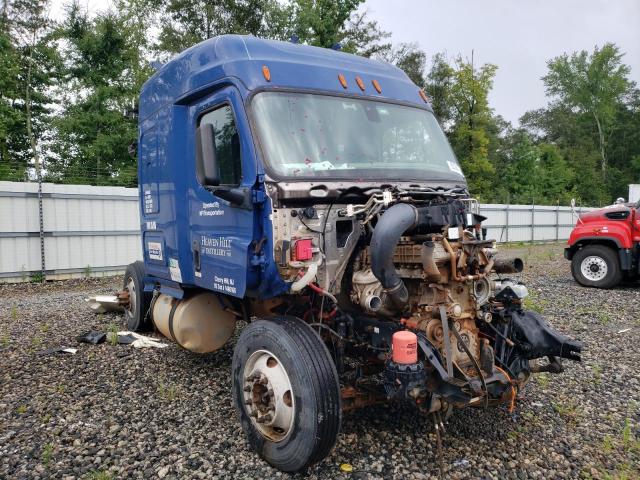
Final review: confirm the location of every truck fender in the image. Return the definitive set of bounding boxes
[564,237,632,271]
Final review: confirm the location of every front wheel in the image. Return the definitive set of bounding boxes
[571,245,622,289]
[232,316,341,472]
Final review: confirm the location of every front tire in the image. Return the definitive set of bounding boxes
[232,316,341,472]
[571,245,622,288]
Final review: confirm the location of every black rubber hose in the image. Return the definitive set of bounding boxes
[370,203,418,310]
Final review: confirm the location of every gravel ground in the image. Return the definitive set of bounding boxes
[1,243,639,480]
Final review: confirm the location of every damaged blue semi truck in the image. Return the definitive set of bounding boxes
[120,35,582,472]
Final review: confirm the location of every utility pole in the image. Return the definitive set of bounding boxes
[25,28,45,282]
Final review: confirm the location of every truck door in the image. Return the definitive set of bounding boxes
[188,87,257,298]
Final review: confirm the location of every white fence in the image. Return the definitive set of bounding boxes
[479,203,595,244]
[0,181,141,283]
[0,181,595,283]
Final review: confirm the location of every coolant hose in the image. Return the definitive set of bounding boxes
[291,261,318,292]
[370,203,418,310]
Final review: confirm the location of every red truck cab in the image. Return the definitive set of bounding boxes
[565,202,640,288]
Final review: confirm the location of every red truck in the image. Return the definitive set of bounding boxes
[565,201,639,288]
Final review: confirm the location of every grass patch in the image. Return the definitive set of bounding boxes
[621,415,639,453]
[30,335,42,350]
[524,290,547,314]
[596,311,612,325]
[85,470,114,480]
[42,442,54,466]
[107,323,119,346]
[30,272,44,283]
[603,435,615,453]
[592,365,603,386]
[506,424,527,440]
[16,404,27,414]
[601,464,640,480]
[535,372,550,389]
[157,381,180,402]
[552,398,582,424]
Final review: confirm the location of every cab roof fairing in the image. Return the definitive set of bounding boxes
[138,34,427,121]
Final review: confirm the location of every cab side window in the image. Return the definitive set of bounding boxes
[199,105,242,185]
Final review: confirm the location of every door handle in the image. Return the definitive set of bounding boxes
[193,240,201,272]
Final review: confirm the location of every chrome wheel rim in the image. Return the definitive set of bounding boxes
[580,256,608,281]
[242,350,295,442]
[125,277,136,320]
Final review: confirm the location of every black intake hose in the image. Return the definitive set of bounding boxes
[370,203,418,310]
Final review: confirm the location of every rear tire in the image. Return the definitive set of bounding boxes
[571,245,622,289]
[232,316,341,472]
[122,261,152,331]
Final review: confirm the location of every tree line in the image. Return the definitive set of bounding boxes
[1,0,638,206]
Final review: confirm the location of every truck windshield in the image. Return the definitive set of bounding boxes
[251,91,464,182]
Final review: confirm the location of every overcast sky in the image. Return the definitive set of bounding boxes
[50,0,640,124]
[368,0,640,124]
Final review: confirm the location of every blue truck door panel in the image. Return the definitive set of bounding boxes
[140,127,159,215]
[139,105,181,283]
[187,86,256,298]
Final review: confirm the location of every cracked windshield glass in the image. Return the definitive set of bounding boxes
[252,91,465,181]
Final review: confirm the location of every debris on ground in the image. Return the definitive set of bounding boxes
[76,330,106,345]
[77,329,167,349]
[109,331,168,349]
[85,295,124,314]
[36,346,77,356]
[339,463,353,473]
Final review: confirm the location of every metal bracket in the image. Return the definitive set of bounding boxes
[439,305,454,378]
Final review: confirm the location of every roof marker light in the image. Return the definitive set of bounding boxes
[355,76,365,91]
[372,79,382,93]
[338,73,348,89]
[262,65,271,82]
[419,89,430,103]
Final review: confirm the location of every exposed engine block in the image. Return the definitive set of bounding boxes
[269,188,582,413]
[351,230,494,374]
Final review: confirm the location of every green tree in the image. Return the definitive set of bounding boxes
[50,3,142,186]
[155,0,292,54]
[379,42,426,86]
[0,0,59,181]
[425,53,454,125]
[0,28,21,177]
[543,43,632,175]
[535,143,574,204]
[446,56,497,200]
[292,0,389,56]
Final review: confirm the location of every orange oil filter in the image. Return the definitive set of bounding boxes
[392,330,418,364]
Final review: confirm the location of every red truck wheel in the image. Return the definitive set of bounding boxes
[571,245,622,289]
[232,316,341,472]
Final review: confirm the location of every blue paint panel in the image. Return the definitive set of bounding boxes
[186,86,257,298]
[139,35,423,121]
[138,35,429,300]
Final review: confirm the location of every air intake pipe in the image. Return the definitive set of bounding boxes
[493,256,524,274]
[370,203,419,310]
